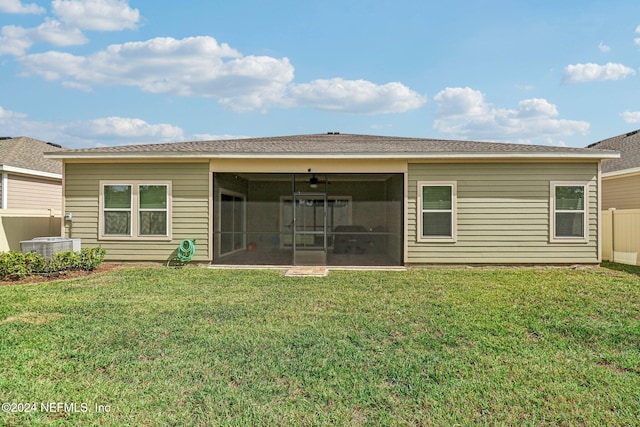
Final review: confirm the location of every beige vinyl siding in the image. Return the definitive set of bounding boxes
[602,174,640,210]
[64,162,210,262]
[407,162,599,264]
[7,174,62,210]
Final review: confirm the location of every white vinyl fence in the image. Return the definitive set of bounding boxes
[602,208,640,266]
[0,209,62,252]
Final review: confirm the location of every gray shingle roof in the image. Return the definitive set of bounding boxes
[587,129,640,174]
[47,133,618,160]
[0,137,64,175]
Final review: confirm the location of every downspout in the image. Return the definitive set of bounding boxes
[48,208,55,236]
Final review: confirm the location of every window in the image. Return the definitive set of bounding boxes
[551,182,587,242]
[139,185,168,236]
[417,182,456,242]
[103,184,132,236]
[100,181,171,240]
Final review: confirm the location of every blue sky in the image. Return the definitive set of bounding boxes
[0,0,639,148]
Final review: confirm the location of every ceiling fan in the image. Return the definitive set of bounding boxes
[307,169,331,188]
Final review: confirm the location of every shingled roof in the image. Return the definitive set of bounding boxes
[46,133,618,160]
[587,129,640,174]
[0,137,64,176]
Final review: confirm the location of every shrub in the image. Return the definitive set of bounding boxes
[0,246,107,280]
[80,246,106,271]
[49,250,82,272]
[24,251,47,275]
[0,251,27,279]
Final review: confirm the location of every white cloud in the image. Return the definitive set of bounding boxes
[33,18,88,46]
[621,111,640,123]
[516,98,559,118]
[635,24,640,45]
[18,50,84,78]
[515,83,535,92]
[20,36,293,111]
[0,104,27,119]
[0,19,89,56]
[433,87,487,118]
[0,103,249,147]
[62,80,92,91]
[0,0,140,56]
[0,0,45,14]
[562,62,636,83]
[0,25,32,55]
[433,87,589,144]
[0,104,191,147]
[0,104,66,143]
[63,116,185,143]
[18,35,425,114]
[287,78,426,114]
[598,41,610,52]
[52,0,140,31]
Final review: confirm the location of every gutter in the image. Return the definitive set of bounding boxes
[0,165,62,180]
[602,166,640,178]
[45,151,620,161]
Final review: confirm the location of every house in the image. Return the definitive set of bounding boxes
[0,137,66,251]
[0,136,65,210]
[587,129,640,210]
[46,133,618,266]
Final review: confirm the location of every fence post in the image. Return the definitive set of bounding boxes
[609,208,616,263]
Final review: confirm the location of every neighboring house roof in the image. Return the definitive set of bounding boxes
[587,129,640,175]
[0,136,65,178]
[47,133,618,161]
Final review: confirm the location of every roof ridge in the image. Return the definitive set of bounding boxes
[45,133,618,162]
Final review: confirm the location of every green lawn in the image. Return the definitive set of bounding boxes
[1,265,639,426]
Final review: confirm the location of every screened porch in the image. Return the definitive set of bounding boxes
[212,172,403,266]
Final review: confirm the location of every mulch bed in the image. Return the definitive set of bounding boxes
[0,262,129,286]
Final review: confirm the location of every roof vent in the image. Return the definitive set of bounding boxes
[46,142,63,148]
[327,131,340,135]
[0,137,12,140]
[625,129,640,138]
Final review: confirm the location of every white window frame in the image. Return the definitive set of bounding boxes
[417,181,457,243]
[99,180,172,241]
[101,183,133,238]
[550,181,589,243]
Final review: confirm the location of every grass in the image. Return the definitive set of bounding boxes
[0,265,639,426]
